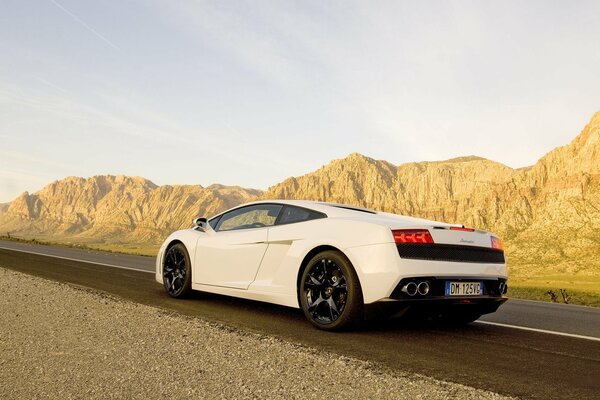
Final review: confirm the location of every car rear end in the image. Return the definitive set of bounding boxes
[383,225,507,319]
[347,217,508,321]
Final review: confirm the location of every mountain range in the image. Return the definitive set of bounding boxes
[1,111,599,278]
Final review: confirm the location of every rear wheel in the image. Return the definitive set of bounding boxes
[299,250,363,331]
[163,243,192,298]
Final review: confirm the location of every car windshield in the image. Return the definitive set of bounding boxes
[216,204,282,231]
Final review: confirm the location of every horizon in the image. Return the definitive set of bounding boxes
[2,1,600,202]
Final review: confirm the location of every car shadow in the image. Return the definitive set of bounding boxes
[152,286,483,335]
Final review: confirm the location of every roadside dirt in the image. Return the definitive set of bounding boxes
[0,267,513,399]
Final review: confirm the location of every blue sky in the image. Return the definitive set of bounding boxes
[1,0,599,202]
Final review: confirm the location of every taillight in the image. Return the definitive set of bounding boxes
[491,236,503,250]
[450,226,475,232]
[392,229,434,244]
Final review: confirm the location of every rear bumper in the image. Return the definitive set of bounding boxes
[344,242,508,304]
[364,295,508,320]
[364,275,508,319]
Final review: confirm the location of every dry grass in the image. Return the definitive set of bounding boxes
[508,276,600,307]
[0,235,158,257]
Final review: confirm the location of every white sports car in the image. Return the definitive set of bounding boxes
[156,200,508,330]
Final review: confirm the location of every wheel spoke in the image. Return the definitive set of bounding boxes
[308,275,322,285]
[327,297,339,320]
[308,292,325,312]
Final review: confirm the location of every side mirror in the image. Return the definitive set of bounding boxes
[193,217,213,232]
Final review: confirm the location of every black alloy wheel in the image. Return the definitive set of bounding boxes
[163,243,192,298]
[300,250,363,331]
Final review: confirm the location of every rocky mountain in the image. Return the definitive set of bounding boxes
[263,112,600,276]
[0,175,261,244]
[1,112,599,276]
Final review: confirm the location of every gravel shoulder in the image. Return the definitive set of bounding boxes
[0,267,514,399]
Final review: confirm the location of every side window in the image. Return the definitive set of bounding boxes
[277,205,326,225]
[215,204,282,232]
[208,216,221,230]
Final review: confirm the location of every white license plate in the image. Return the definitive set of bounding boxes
[445,281,483,296]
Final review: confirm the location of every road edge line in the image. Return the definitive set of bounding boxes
[0,246,154,274]
[475,320,600,342]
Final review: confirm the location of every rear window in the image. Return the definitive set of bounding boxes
[277,205,326,225]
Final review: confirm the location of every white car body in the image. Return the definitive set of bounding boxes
[156,200,508,317]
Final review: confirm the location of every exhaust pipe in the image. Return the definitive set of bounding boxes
[417,281,430,296]
[498,281,508,295]
[401,282,418,296]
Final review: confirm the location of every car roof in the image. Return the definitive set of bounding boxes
[210,199,455,229]
[232,199,377,217]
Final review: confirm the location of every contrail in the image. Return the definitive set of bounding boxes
[48,0,120,51]
[38,78,68,93]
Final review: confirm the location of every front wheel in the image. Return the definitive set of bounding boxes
[162,243,192,298]
[299,250,363,331]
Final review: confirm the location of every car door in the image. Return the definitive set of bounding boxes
[193,204,282,289]
[251,205,328,290]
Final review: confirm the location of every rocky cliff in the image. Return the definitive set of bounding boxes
[263,112,600,276]
[0,176,261,244]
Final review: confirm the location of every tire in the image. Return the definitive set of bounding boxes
[299,250,364,331]
[162,243,192,298]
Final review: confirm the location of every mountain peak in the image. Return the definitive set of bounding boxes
[331,152,397,170]
[443,155,486,163]
[532,110,600,178]
[342,152,371,160]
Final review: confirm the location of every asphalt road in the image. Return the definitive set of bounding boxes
[1,240,599,399]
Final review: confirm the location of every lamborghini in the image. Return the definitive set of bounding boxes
[156,200,508,330]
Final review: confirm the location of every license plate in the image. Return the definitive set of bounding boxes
[445,281,483,296]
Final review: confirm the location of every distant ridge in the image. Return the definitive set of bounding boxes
[0,175,261,244]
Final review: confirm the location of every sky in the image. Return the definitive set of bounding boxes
[1,0,599,202]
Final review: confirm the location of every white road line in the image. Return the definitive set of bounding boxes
[0,246,154,274]
[475,320,600,342]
